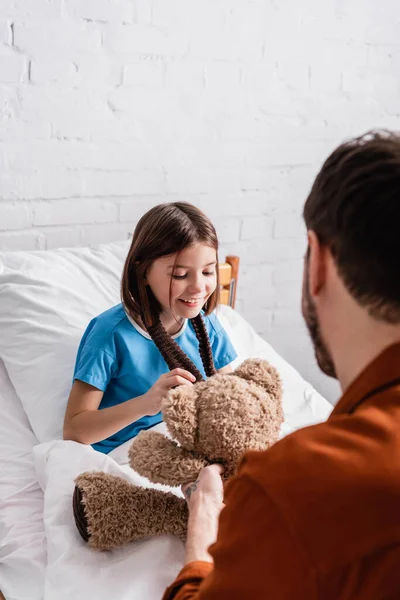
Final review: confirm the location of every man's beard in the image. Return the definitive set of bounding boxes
[302,259,337,379]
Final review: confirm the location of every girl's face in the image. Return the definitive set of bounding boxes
[146,243,218,320]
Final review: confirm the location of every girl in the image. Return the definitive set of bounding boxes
[63,202,237,454]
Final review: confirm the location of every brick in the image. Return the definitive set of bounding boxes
[165,61,205,90]
[83,169,165,196]
[230,238,307,266]
[277,279,302,302]
[0,230,40,251]
[272,260,303,285]
[241,64,276,93]
[12,0,62,18]
[30,60,77,84]
[8,141,85,170]
[0,119,51,142]
[196,195,276,218]
[33,198,118,226]
[13,20,101,58]
[53,113,146,142]
[242,286,280,309]
[148,113,214,142]
[43,226,81,249]
[0,21,12,45]
[272,307,306,329]
[0,1,13,17]
[273,214,305,240]
[274,56,310,93]
[242,140,330,170]
[205,62,240,90]
[309,62,342,94]
[0,145,5,171]
[367,46,393,71]
[151,0,225,32]
[118,198,160,222]
[0,202,32,231]
[0,170,84,200]
[107,87,175,115]
[385,96,400,118]
[310,40,367,93]
[241,216,273,241]
[79,223,131,246]
[8,140,159,172]
[64,0,134,23]
[342,69,399,98]
[245,308,274,335]
[217,114,297,142]
[165,143,247,169]
[364,19,400,45]
[18,86,106,124]
[216,219,241,244]
[123,61,164,87]
[76,58,122,88]
[190,7,263,61]
[133,0,152,24]
[166,168,241,195]
[104,24,188,56]
[243,283,297,312]
[0,53,26,83]
[239,265,273,290]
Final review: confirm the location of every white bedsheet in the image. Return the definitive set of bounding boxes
[27,307,332,600]
[0,359,46,600]
[34,425,185,600]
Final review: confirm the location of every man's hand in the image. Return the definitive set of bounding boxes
[182,464,225,564]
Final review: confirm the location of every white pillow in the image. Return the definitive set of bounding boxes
[0,241,130,442]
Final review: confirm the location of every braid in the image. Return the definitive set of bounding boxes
[147,319,205,382]
[191,314,216,378]
[146,313,216,382]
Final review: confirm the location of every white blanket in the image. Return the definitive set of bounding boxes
[31,308,332,600]
[34,424,185,600]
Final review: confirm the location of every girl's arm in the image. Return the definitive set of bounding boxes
[63,380,150,445]
[63,368,196,445]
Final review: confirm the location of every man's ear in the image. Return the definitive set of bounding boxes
[307,230,327,298]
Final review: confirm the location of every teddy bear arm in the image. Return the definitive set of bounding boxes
[129,431,209,487]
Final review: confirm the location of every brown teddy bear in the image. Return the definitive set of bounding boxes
[73,358,283,551]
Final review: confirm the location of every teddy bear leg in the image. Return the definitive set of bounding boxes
[73,484,89,542]
[73,471,189,550]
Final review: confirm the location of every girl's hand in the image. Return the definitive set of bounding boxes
[142,368,196,416]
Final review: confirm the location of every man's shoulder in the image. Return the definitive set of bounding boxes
[241,419,348,496]
[241,413,399,501]
[239,413,400,569]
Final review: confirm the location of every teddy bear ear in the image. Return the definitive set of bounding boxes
[233,358,282,398]
[161,385,198,450]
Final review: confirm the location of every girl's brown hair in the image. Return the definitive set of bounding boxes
[121,202,220,381]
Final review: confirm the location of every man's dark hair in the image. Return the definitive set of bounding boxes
[303,130,400,323]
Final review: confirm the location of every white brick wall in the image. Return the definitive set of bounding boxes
[1,0,400,402]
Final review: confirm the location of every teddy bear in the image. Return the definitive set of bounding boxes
[73,358,284,551]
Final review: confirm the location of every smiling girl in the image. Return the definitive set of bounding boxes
[63,202,237,453]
